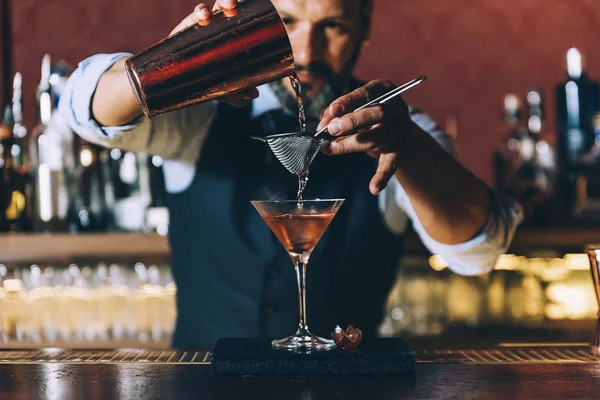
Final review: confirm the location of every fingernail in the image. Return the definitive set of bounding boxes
[223,8,238,17]
[328,121,342,135]
[321,141,332,155]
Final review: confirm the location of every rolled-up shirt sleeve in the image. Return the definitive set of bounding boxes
[380,108,524,276]
[58,52,216,164]
[394,182,523,276]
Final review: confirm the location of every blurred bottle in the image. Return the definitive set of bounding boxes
[556,48,600,219]
[493,94,537,221]
[4,73,32,231]
[105,149,147,231]
[48,59,73,108]
[0,106,14,231]
[493,94,527,194]
[47,60,78,231]
[493,91,557,225]
[30,54,69,232]
[526,89,558,224]
[68,138,111,232]
[571,113,600,218]
[145,155,169,235]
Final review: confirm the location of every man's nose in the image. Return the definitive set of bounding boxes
[291,25,325,66]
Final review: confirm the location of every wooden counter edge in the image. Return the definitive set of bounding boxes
[2,227,600,264]
[0,232,171,264]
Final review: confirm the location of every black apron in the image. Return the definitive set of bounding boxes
[167,100,404,349]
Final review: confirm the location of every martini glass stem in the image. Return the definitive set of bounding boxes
[292,253,310,333]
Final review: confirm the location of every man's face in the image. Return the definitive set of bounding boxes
[272,0,369,98]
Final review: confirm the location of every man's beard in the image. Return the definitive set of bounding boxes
[268,79,341,122]
[267,41,364,124]
[268,60,351,124]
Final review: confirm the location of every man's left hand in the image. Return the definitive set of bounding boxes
[317,79,415,195]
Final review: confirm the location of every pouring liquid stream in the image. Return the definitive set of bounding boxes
[290,73,310,205]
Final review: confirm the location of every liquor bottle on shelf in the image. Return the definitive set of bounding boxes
[5,73,33,231]
[493,91,556,225]
[525,89,557,224]
[68,138,111,232]
[556,48,600,221]
[30,54,69,232]
[48,59,73,107]
[572,112,600,219]
[492,93,539,222]
[145,155,169,235]
[104,149,146,231]
[0,106,14,232]
[493,94,527,194]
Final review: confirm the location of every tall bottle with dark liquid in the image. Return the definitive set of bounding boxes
[556,48,600,219]
[5,72,32,231]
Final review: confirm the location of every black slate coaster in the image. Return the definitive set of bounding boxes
[210,337,416,375]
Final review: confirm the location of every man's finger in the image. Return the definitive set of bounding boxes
[370,152,398,195]
[213,0,238,12]
[325,104,399,136]
[321,125,396,155]
[170,4,211,36]
[326,80,396,119]
[317,108,335,132]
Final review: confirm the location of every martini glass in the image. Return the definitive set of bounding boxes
[251,199,344,352]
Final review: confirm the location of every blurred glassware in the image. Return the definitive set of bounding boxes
[0,261,177,345]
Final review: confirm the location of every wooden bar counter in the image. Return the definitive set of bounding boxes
[0,345,598,399]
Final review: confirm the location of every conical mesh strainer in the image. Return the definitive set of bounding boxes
[252,75,427,175]
[261,132,324,176]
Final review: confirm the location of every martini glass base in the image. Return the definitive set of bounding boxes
[272,329,336,352]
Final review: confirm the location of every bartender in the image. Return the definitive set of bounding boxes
[59,0,522,348]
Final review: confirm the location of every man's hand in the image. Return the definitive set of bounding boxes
[317,80,414,195]
[169,2,259,108]
[319,79,492,245]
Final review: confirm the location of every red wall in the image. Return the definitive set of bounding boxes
[9,0,600,183]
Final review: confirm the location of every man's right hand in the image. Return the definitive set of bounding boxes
[170,2,259,108]
[93,1,257,127]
